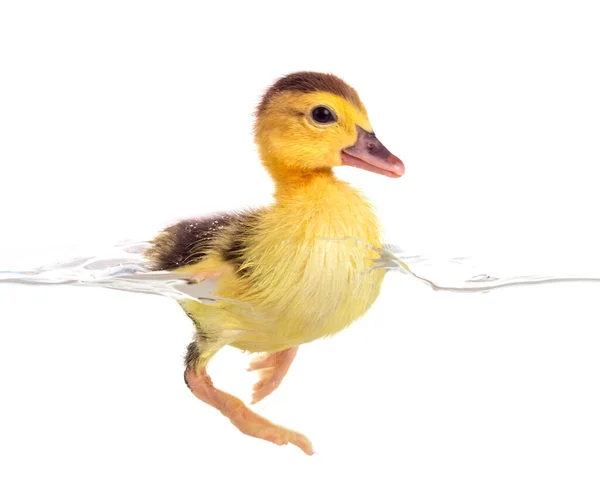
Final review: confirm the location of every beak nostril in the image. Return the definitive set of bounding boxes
[367,143,375,151]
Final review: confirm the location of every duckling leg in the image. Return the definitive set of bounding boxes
[247,347,298,404]
[184,341,314,455]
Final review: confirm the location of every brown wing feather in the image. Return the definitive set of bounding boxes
[145,209,265,273]
[145,214,233,271]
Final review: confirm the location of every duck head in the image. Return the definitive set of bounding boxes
[254,72,404,183]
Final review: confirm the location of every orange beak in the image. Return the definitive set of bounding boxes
[341,126,405,178]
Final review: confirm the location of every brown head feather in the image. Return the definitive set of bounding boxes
[256,71,362,116]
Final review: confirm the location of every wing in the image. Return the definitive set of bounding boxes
[145,213,234,271]
[145,209,265,275]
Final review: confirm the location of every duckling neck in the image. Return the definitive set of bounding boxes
[268,165,381,244]
[271,168,336,200]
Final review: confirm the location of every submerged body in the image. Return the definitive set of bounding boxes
[146,72,404,454]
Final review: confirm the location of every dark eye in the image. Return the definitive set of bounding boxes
[311,106,337,124]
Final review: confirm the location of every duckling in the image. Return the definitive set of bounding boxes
[145,72,404,455]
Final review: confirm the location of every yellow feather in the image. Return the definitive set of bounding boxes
[179,177,384,354]
[166,82,388,358]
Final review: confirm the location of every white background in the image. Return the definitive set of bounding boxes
[1,1,599,497]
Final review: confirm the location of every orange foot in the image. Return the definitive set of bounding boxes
[247,347,298,404]
[185,366,313,455]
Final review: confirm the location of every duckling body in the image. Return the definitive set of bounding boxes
[146,72,404,454]
[174,173,384,353]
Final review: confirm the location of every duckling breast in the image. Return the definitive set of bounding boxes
[223,179,386,350]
